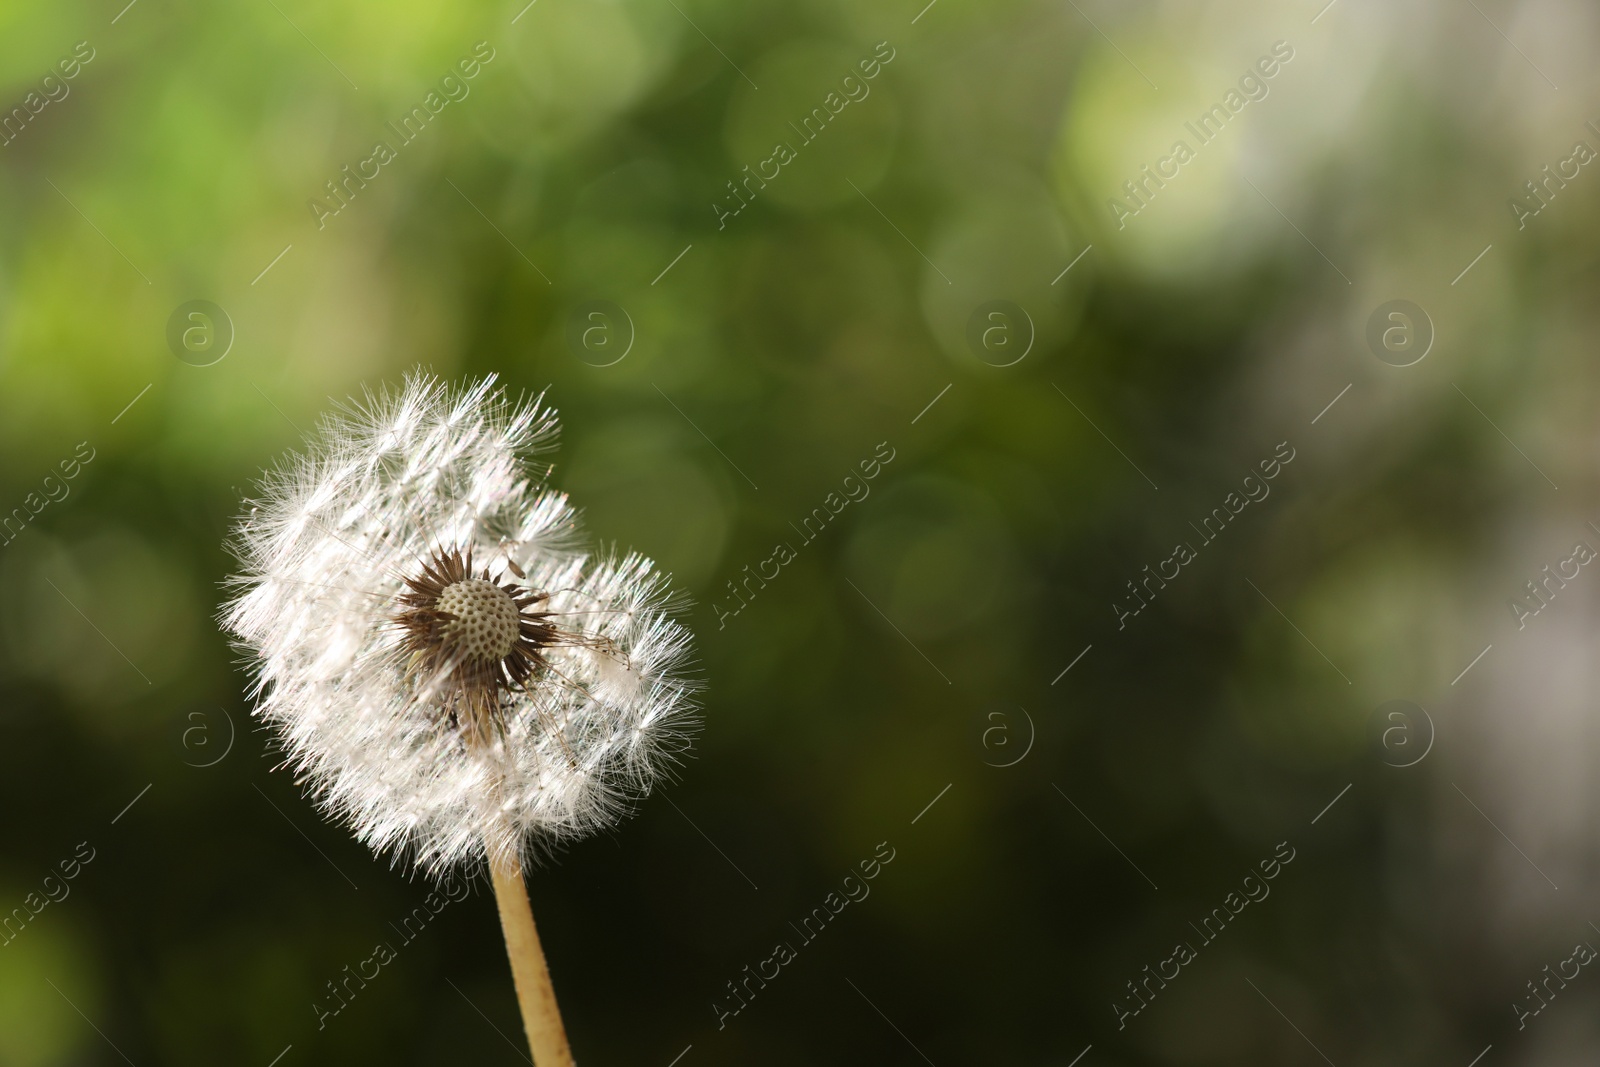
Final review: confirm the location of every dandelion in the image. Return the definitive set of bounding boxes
[222,372,698,1064]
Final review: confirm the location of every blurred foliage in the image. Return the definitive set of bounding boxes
[2,0,1599,1063]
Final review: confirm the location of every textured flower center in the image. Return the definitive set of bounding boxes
[436,579,521,662]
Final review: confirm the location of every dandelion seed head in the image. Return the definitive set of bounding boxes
[222,372,699,877]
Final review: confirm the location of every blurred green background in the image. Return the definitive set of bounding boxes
[3,0,1599,1063]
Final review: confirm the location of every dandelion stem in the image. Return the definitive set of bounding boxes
[488,852,575,1066]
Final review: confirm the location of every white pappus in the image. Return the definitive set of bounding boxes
[222,372,699,877]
